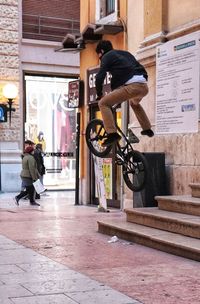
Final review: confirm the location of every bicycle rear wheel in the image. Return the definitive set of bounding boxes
[122,150,148,192]
[85,119,112,157]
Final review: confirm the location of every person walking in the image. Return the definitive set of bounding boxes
[14,146,40,206]
[20,140,35,193]
[95,40,154,147]
[34,143,46,199]
[35,131,46,152]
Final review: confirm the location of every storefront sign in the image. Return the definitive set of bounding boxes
[156,31,200,134]
[68,80,83,108]
[0,104,7,123]
[44,152,74,157]
[87,67,111,104]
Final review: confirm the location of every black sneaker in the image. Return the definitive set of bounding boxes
[35,194,40,199]
[30,202,40,206]
[23,194,29,200]
[14,196,19,206]
[141,129,154,137]
[102,132,121,147]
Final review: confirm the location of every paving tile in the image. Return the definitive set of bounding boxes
[0,284,32,298]
[0,243,25,250]
[10,294,77,304]
[17,261,68,273]
[0,299,14,304]
[21,277,108,295]
[0,248,48,265]
[67,289,141,304]
[0,235,18,244]
[0,264,24,275]
[0,269,87,284]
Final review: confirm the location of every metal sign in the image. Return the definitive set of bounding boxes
[0,104,7,123]
[68,80,83,108]
[87,67,111,104]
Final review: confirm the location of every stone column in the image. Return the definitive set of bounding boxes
[0,0,22,192]
[143,0,167,46]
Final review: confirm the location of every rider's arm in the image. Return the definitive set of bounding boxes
[95,61,107,98]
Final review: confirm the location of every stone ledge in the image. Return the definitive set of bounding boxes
[135,20,200,67]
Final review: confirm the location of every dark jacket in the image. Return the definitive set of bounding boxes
[20,153,39,181]
[95,49,148,98]
[34,148,46,176]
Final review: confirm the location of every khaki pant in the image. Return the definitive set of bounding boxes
[98,82,151,133]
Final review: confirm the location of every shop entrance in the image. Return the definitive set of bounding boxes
[24,75,77,190]
[89,105,122,208]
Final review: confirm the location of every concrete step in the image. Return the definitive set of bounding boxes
[155,195,200,216]
[125,208,200,238]
[189,183,200,198]
[98,218,200,261]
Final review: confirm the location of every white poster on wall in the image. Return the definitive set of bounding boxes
[93,155,107,210]
[156,31,200,134]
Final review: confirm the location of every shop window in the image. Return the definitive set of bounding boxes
[96,0,118,24]
[24,75,77,191]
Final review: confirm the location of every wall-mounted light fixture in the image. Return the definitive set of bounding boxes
[1,83,18,125]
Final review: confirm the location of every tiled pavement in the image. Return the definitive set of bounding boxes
[0,235,140,303]
[0,191,199,304]
[0,192,141,304]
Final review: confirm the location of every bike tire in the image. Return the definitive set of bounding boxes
[122,150,148,192]
[85,119,112,158]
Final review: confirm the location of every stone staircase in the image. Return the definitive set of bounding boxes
[98,183,200,261]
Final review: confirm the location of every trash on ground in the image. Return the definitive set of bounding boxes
[97,205,110,212]
[108,235,119,243]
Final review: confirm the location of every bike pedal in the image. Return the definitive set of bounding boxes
[115,159,124,165]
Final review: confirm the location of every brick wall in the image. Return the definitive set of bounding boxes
[23,0,80,20]
[0,0,20,142]
[22,0,80,41]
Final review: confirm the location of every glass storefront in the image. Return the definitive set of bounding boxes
[25,75,77,190]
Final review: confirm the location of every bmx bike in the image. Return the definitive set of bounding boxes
[85,116,148,192]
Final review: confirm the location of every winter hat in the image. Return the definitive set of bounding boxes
[25,139,35,145]
[25,146,34,154]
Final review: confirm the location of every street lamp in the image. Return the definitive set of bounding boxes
[2,83,18,125]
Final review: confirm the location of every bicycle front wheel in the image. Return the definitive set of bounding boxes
[122,150,148,192]
[85,119,112,158]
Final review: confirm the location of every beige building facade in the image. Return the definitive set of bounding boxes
[78,0,200,206]
[126,0,200,202]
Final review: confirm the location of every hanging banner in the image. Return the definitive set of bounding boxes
[102,158,112,200]
[93,155,107,210]
[156,31,200,134]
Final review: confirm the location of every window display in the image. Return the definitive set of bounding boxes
[25,75,77,190]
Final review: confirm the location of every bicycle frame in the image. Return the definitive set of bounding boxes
[116,125,133,155]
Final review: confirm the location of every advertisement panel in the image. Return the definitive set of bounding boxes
[68,80,83,108]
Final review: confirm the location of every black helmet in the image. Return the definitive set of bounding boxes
[96,40,113,54]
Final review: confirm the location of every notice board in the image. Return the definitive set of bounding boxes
[156,31,200,134]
